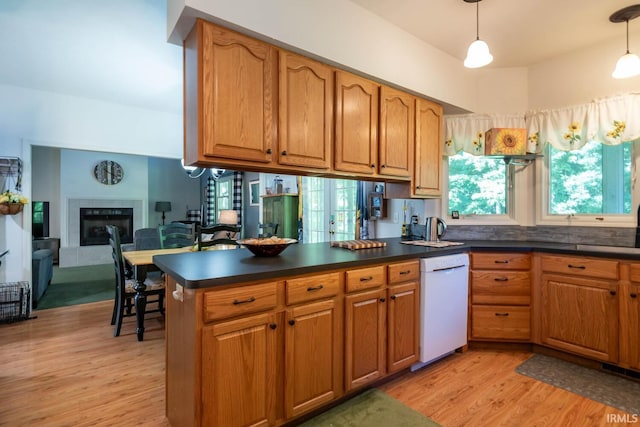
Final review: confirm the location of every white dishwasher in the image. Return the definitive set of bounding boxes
[412,253,469,371]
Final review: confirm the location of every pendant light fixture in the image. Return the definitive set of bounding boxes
[610,5,640,79]
[463,0,493,68]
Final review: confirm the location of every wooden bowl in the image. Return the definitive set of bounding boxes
[238,238,297,257]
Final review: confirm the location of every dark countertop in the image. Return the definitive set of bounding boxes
[153,238,640,289]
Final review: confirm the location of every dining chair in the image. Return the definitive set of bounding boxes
[258,222,279,238]
[197,224,241,251]
[158,222,195,249]
[106,225,165,337]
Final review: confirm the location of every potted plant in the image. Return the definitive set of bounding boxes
[0,190,28,215]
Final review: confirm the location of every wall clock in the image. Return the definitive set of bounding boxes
[93,160,124,185]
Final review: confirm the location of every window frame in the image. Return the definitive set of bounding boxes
[443,153,519,226]
[536,141,639,227]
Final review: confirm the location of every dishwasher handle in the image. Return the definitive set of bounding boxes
[429,264,467,273]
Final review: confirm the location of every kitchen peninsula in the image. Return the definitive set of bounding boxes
[154,239,640,426]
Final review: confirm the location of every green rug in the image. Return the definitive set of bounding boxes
[36,264,114,310]
[516,354,640,414]
[300,389,440,427]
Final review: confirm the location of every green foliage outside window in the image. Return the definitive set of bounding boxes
[548,141,631,215]
[448,152,507,215]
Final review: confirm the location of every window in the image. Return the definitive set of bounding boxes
[302,177,358,243]
[547,141,632,215]
[448,152,508,216]
[214,175,233,219]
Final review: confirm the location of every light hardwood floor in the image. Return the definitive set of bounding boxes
[0,301,632,426]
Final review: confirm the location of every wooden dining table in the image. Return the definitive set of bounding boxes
[122,246,192,341]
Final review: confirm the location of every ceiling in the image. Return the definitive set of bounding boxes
[350,0,640,68]
[1,0,639,115]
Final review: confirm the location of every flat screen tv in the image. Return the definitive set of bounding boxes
[32,201,50,239]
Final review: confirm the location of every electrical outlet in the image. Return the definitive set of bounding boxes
[393,212,399,223]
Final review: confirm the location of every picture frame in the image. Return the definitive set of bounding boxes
[250,180,260,206]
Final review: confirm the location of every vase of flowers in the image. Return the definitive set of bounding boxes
[0,190,28,215]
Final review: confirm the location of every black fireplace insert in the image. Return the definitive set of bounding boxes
[80,208,133,246]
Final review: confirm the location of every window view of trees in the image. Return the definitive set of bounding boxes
[448,152,507,215]
[548,141,631,215]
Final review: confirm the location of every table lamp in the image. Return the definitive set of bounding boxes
[155,201,172,225]
[218,209,238,224]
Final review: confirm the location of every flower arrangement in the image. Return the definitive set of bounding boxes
[0,190,28,215]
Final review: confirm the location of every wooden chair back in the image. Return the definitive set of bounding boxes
[258,222,279,238]
[159,222,194,249]
[197,224,241,251]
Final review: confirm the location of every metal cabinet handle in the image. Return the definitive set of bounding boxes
[390,295,397,300]
[266,148,272,154]
[233,296,256,305]
[494,277,509,282]
[281,150,287,155]
[399,270,411,275]
[269,323,277,330]
[307,285,324,292]
[494,312,509,317]
[631,293,638,298]
[370,164,376,168]
[381,164,386,168]
[568,264,586,269]
[379,297,386,302]
[494,260,509,264]
[288,319,296,326]
[360,276,373,282]
[610,290,617,296]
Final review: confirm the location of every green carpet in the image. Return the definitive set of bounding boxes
[516,354,640,414]
[300,389,440,427]
[36,264,114,310]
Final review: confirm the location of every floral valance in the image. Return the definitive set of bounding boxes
[444,93,640,156]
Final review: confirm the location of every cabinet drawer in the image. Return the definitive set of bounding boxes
[204,282,278,322]
[629,264,640,283]
[286,272,340,305]
[345,265,386,293]
[471,305,530,340]
[541,255,618,280]
[471,252,530,270]
[471,271,530,305]
[388,260,419,284]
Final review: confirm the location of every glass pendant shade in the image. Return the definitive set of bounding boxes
[464,39,493,68]
[612,52,640,79]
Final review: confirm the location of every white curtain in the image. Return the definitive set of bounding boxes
[445,93,640,155]
[444,113,525,156]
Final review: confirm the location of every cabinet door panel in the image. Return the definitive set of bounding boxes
[345,289,386,390]
[335,71,378,175]
[413,99,442,197]
[279,52,333,169]
[285,299,340,418]
[387,282,419,372]
[471,271,531,305]
[541,274,618,362]
[202,313,278,427]
[620,282,640,370]
[200,22,276,163]
[379,86,414,178]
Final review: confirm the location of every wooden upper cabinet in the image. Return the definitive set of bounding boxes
[184,20,277,166]
[334,71,379,175]
[379,86,414,179]
[414,98,443,197]
[279,52,333,170]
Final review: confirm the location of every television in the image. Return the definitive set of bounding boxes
[32,201,50,239]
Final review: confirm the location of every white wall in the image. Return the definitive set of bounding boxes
[529,37,640,110]
[148,157,202,226]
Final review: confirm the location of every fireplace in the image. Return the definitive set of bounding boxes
[80,208,133,246]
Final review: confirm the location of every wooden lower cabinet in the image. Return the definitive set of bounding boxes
[201,312,279,427]
[285,298,341,419]
[471,305,530,340]
[344,288,386,391]
[620,264,640,370]
[541,273,618,362]
[387,281,419,372]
